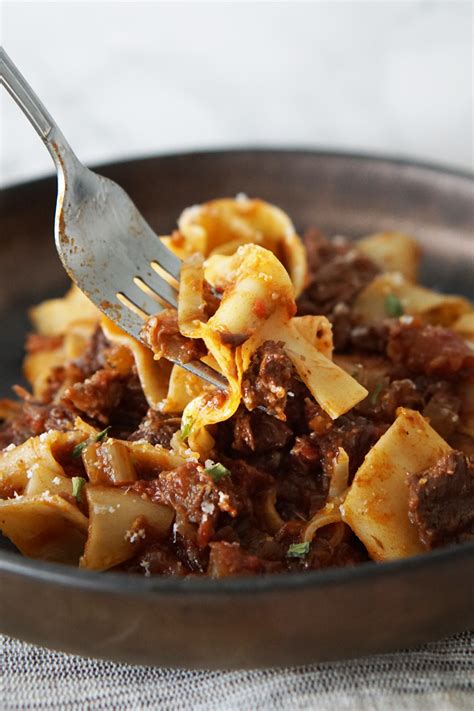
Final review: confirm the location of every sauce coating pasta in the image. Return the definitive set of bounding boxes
[1,197,473,576]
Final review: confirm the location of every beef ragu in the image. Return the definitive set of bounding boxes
[0,197,473,577]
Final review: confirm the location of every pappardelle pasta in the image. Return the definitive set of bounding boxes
[1,196,473,577]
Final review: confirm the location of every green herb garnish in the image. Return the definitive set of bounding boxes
[95,426,111,442]
[72,440,89,458]
[206,462,231,482]
[72,427,111,458]
[385,293,404,318]
[287,542,310,559]
[72,476,86,503]
[370,382,383,406]
[179,418,194,441]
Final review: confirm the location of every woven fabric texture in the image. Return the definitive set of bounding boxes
[2,631,473,710]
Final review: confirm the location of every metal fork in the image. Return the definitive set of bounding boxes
[0,49,226,389]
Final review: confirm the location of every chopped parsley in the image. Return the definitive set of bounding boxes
[370,382,383,406]
[72,427,111,458]
[179,418,194,441]
[206,462,231,482]
[72,476,86,503]
[385,293,404,318]
[287,541,310,559]
[72,440,89,458]
[95,426,111,442]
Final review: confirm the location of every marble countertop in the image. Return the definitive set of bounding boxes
[1,1,472,187]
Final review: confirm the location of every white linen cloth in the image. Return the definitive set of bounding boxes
[2,631,473,710]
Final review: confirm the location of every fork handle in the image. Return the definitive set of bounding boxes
[0,48,78,172]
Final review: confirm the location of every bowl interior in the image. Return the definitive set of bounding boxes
[1,149,473,519]
[1,150,473,666]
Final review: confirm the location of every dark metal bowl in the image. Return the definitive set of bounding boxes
[1,150,473,668]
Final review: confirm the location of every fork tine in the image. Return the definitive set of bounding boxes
[153,239,182,280]
[137,226,182,281]
[114,295,148,341]
[135,273,179,309]
[119,282,163,320]
[180,362,228,389]
[117,289,227,388]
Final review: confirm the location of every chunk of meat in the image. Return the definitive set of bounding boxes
[421,381,461,440]
[352,371,461,439]
[131,461,240,548]
[277,437,328,519]
[107,371,149,438]
[450,433,474,459]
[307,527,369,570]
[123,542,189,577]
[230,407,293,454]
[129,409,182,448]
[74,326,111,376]
[142,309,206,364]
[297,232,380,350]
[214,456,275,503]
[349,323,389,354]
[319,414,388,478]
[287,525,369,572]
[0,398,76,448]
[242,341,295,419]
[208,541,281,577]
[388,322,474,378]
[37,326,111,403]
[63,369,123,423]
[354,378,421,422]
[408,451,474,548]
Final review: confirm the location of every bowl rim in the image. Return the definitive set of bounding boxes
[1,146,473,193]
[1,540,474,597]
[1,147,473,597]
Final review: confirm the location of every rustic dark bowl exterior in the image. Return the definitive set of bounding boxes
[0,150,473,668]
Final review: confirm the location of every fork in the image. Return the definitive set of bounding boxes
[0,49,226,389]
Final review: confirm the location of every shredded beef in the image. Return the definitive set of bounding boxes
[3,228,474,579]
[63,369,124,422]
[349,323,389,354]
[123,542,190,577]
[208,541,282,577]
[74,327,111,376]
[277,438,328,519]
[0,326,149,446]
[388,322,474,378]
[129,409,182,448]
[0,398,76,447]
[408,451,474,548]
[349,367,461,439]
[355,378,422,422]
[420,381,461,440]
[142,309,206,364]
[230,407,293,454]
[297,231,380,350]
[293,525,369,571]
[318,414,388,478]
[242,341,295,419]
[107,372,149,438]
[450,433,474,458]
[131,461,241,548]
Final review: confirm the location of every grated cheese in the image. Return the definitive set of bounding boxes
[140,560,151,577]
[201,500,215,515]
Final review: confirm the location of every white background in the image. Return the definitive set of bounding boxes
[1,0,473,187]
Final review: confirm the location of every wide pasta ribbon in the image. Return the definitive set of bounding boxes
[167,243,368,455]
[162,196,308,297]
